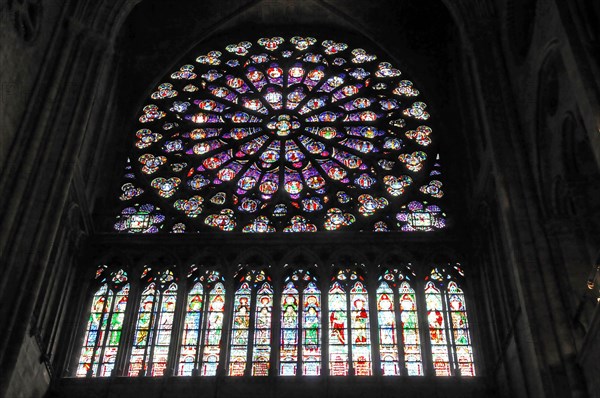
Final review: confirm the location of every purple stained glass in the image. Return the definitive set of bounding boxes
[115,37,447,232]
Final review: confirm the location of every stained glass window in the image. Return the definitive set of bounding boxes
[329,269,371,376]
[128,269,178,376]
[252,282,274,376]
[350,281,372,375]
[280,281,299,375]
[376,282,399,376]
[425,281,451,376]
[280,269,321,375]
[76,267,129,377]
[201,281,226,375]
[425,267,475,376]
[447,281,475,376]
[177,269,225,376]
[115,36,448,233]
[228,270,273,376]
[328,281,348,375]
[399,281,424,375]
[376,267,423,376]
[228,282,251,376]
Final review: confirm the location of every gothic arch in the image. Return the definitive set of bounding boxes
[281,247,321,267]
[374,249,418,268]
[232,248,275,269]
[188,251,227,270]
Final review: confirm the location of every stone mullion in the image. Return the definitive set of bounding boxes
[114,272,141,377]
[270,274,282,376]
[172,278,190,376]
[414,275,433,376]
[320,272,330,376]
[218,275,236,377]
[442,289,458,376]
[194,285,211,376]
[346,280,354,376]
[1,33,115,394]
[392,282,406,376]
[244,284,258,376]
[166,279,186,376]
[296,283,304,376]
[367,271,381,376]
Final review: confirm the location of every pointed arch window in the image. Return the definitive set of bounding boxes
[376,266,424,376]
[328,268,372,376]
[399,281,423,375]
[76,266,129,377]
[280,269,321,376]
[425,266,475,376]
[128,268,178,376]
[177,269,225,376]
[228,269,273,376]
[376,274,399,376]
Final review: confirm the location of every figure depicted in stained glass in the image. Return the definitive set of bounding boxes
[283,298,297,327]
[233,297,250,344]
[256,298,271,332]
[304,296,319,346]
[330,307,346,345]
[178,265,224,376]
[135,290,155,345]
[377,293,395,343]
[207,295,224,340]
[424,267,475,377]
[352,297,368,343]
[427,304,444,343]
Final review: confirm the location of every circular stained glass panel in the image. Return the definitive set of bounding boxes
[117,36,446,233]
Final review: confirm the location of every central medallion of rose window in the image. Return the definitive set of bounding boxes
[267,114,301,137]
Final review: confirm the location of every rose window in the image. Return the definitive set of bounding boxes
[115,36,447,233]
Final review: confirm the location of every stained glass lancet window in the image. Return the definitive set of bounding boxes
[252,281,274,375]
[228,269,273,376]
[328,268,372,376]
[228,281,251,375]
[376,276,399,375]
[425,266,475,376]
[178,268,225,376]
[114,36,448,233]
[77,266,129,377]
[280,269,321,375]
[128,268,178,376]
[376,266,424,376]
[399,281,424,375]
[280,280,299,375]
